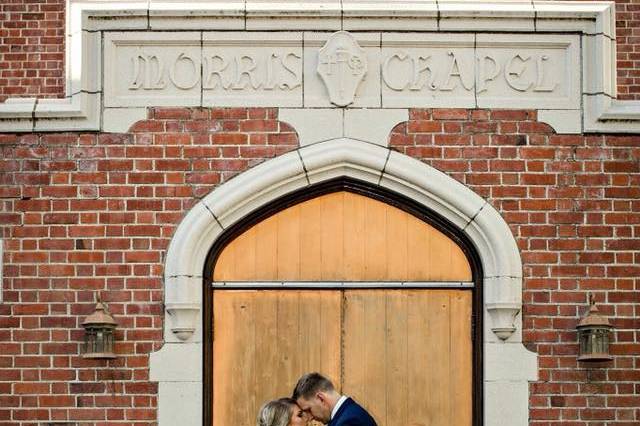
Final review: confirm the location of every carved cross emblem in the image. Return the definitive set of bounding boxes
[317,31,367,107]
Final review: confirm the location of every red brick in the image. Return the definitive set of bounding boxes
[407,121,442,133]
[14,383,50,394]
[38,264,75,277]
[128,172,165,184]
[154,133,191,145]
[15,199,51,211]
[520,147,555,159]
[126,146,164,158]
[13,304,48,315]
[267,133,298,145]
[491,110,530,120]
[38,395,76,407]
[432,108,468,120]
[43,212,78,224]
[126,408,156,420]
[580,408,616,420]
[152,107,192,120]
[124,251,160,263]
[67,251,104,263]
[129,120,165,133]
[239,119,278,132]
[68,226,105,237]
[211,133,248,144]
[70,382,106,394]
[154,159,190,171]
[95,395,132,407]
[12,409,50,420]
[125,382,158,394]
[97,160,133,171]
[433,134,471,145]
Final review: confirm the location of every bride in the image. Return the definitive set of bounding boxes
[257,398,310,426]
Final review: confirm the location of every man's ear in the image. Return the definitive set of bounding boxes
[315,391,327,405]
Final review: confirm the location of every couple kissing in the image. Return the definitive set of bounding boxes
[257,372,377,426]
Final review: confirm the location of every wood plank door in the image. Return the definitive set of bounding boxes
[210,191,475,426]
[342,290,472,426]
[212,290,342,426]
[213,192,472,282]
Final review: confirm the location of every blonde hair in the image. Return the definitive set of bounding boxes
[256,398,296,426]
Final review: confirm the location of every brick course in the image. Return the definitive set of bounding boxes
[0,106,639,424]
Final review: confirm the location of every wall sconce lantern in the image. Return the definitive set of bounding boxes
[577,294,613,362]
[82,295,117,359]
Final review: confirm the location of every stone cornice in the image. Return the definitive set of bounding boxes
[1,0,638,133]
[76,1,615,35]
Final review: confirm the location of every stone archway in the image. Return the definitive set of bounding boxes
[150,137,537,426]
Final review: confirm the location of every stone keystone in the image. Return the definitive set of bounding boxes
[317,31,368,107]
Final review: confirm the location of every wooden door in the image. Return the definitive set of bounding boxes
[342,290,472,426]
[213,192,472,282]
[210,192,474,426]
[212,290,342,425]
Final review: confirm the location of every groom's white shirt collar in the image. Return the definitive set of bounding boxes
[331,395,348,420]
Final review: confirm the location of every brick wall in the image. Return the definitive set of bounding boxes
[0,107,639,424]
[2,0,640,101]
[0,0,65,101]
[0,107,298,424]
[615,0,640,99]
[391,109,640,425]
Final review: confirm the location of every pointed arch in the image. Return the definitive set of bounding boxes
[151,137,537,426]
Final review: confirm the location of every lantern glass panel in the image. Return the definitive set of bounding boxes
[578,326,612,362]
[83,324,116,359]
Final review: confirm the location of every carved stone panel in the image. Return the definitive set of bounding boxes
[103,31,579,110]
[380,33,580,109]
[304,32,381,108]
[317,31,368,107]
[104,32,202,107]
[104,32,304,108]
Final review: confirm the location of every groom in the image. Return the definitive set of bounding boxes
[292,372,377,426]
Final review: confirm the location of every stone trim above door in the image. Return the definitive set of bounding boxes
[151,136,537,426]
[0,1,638,133]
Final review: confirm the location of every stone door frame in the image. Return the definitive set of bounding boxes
[151,137,537,425]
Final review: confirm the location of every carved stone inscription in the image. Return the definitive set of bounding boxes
[104,33,303,107]
[129,53,200,91]
[202,52,301,91]
[473,35,575,108]
[201,34,303,106]
[380,34,578,109]
[127,51,301,92]
[382,51,556,93]
[104,32,579,109]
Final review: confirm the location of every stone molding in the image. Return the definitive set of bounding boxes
[153,136,537,425]
[279,108,409,147]
[0,1,637,133]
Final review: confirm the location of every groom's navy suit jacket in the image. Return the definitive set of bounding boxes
[327,397,377,426]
